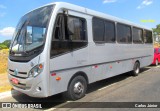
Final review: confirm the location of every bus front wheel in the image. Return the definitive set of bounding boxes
[132,62,140,76]
[65,76,87,100]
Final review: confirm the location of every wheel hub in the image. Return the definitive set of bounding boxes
[73,82,84,94]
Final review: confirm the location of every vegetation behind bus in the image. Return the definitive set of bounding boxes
[0,40,11,50]
[153,24,160,47]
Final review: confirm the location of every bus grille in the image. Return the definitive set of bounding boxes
[8,69,28,78]
[11,82,26,90]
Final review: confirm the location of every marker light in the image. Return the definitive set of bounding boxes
[51,73,56,76]
[39,64,43,69]
[29,63,44,77]
[56,77,61,81]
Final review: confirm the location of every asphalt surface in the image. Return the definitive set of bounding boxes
[0,65,160,111]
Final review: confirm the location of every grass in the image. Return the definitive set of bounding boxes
[0,49,9,74]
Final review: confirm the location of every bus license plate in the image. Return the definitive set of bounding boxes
[11,78,19,84]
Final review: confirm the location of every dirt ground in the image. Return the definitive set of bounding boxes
[0,73,12,93]
[0,49,12,92]
[0,49,8,74]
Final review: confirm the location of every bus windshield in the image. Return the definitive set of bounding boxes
[10,5,53,55]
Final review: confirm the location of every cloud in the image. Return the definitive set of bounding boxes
[0,27,15,37]
[137,0,153,9]
[103,0,117,4]
[142,0,153,5]
[0,12,6,17]
[0,5,7,17]
[0,4,6,9]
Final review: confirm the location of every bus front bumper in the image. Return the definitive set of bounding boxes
[8,74,47,98]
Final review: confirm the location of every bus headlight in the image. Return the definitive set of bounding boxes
[29,63,43,77]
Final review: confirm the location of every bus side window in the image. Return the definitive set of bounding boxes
[50,14,87,57]
[105,20,115,43]
[133,27,143,44]
[92,17,105,43]
[67,16,87,41]
[66,16,87,49]
[54,15,65,40]
[144,30,153,44]
[117,23,132,43]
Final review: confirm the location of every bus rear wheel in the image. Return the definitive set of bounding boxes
[132,62,140,76]
[65,76,87,100]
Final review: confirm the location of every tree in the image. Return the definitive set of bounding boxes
[0,40,11,50]
[152,24,160,42]
[152,24,160,35]
[2,40,11,48]
[0,44,8,50]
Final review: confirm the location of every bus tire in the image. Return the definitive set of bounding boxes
[132,62,140,76]
[65,76,87,100]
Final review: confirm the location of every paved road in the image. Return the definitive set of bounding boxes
[0,65,160,111]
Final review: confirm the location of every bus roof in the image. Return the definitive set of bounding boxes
[28,2,152,31]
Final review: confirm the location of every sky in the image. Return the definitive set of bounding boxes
[0,0,160,43]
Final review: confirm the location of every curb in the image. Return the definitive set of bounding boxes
[0,90,20,99]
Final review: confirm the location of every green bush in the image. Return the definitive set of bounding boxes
[0,40,11,50]
[2,40,11,48]
[0,44,8,50]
